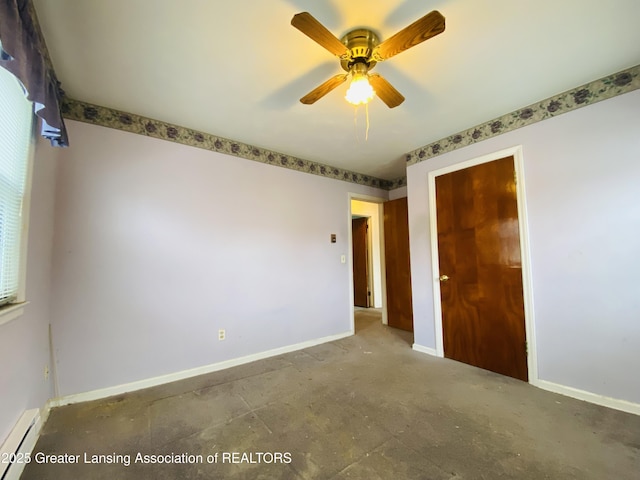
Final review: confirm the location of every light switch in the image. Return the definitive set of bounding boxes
[341,255,346,264]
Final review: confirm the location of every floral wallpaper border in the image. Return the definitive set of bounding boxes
[60,65,637,190]
[406,64,640,166]
[60,98,403,191]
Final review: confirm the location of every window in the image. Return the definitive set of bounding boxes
[0,64,33,312]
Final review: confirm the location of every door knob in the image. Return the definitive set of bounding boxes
[439,274,449,282]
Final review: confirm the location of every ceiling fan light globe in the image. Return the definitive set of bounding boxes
[345,76,375,105]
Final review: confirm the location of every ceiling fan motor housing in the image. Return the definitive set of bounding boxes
[340,29,380,72]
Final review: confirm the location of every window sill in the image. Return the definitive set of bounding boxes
[0,301,29,326]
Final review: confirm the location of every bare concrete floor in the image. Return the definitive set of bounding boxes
[21,310,640,479]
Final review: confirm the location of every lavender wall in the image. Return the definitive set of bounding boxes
[0,138,58,444]
[388,186,407,200]
[50,121,388,397]
[407,90,640,404]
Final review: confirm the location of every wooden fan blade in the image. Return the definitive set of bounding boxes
[300,74,348,104]
[369,74,405,108]
[373,10,445,61]
[291,12,349,57]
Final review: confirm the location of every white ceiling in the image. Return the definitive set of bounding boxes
[33,0,640,180]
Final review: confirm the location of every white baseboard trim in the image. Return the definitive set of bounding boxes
[409,347,639,416]
[412,343,438,356]
[535,379,640,416]
[0,407,47,480]
[50,331,353,408]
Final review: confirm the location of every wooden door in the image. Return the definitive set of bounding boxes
[384,197,414,332]
[352,217,369,307]
[435,156,527,381]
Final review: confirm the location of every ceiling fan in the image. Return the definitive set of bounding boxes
[291,10,445,108]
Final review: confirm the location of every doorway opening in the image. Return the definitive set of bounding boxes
[350,198,384,305]
[348,195,386,334]
[348,193,414,346]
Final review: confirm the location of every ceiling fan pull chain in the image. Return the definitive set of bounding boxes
[352,105,370,142]
[353,105,360,143]
[365,103,370,141]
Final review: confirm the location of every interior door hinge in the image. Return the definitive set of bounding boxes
[514,170,518,185]
[525,341,528,355]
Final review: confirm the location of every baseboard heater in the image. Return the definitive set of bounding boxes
[0,409,41,480]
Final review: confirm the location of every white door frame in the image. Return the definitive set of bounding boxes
[427,145,538,383]
[348,193,388,333]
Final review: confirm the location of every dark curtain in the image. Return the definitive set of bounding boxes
[0,0,68,146]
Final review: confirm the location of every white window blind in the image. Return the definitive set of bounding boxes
[0,65,33,307]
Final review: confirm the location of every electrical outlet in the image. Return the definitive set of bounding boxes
[44,365,50,380]
[218,329,226,341]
